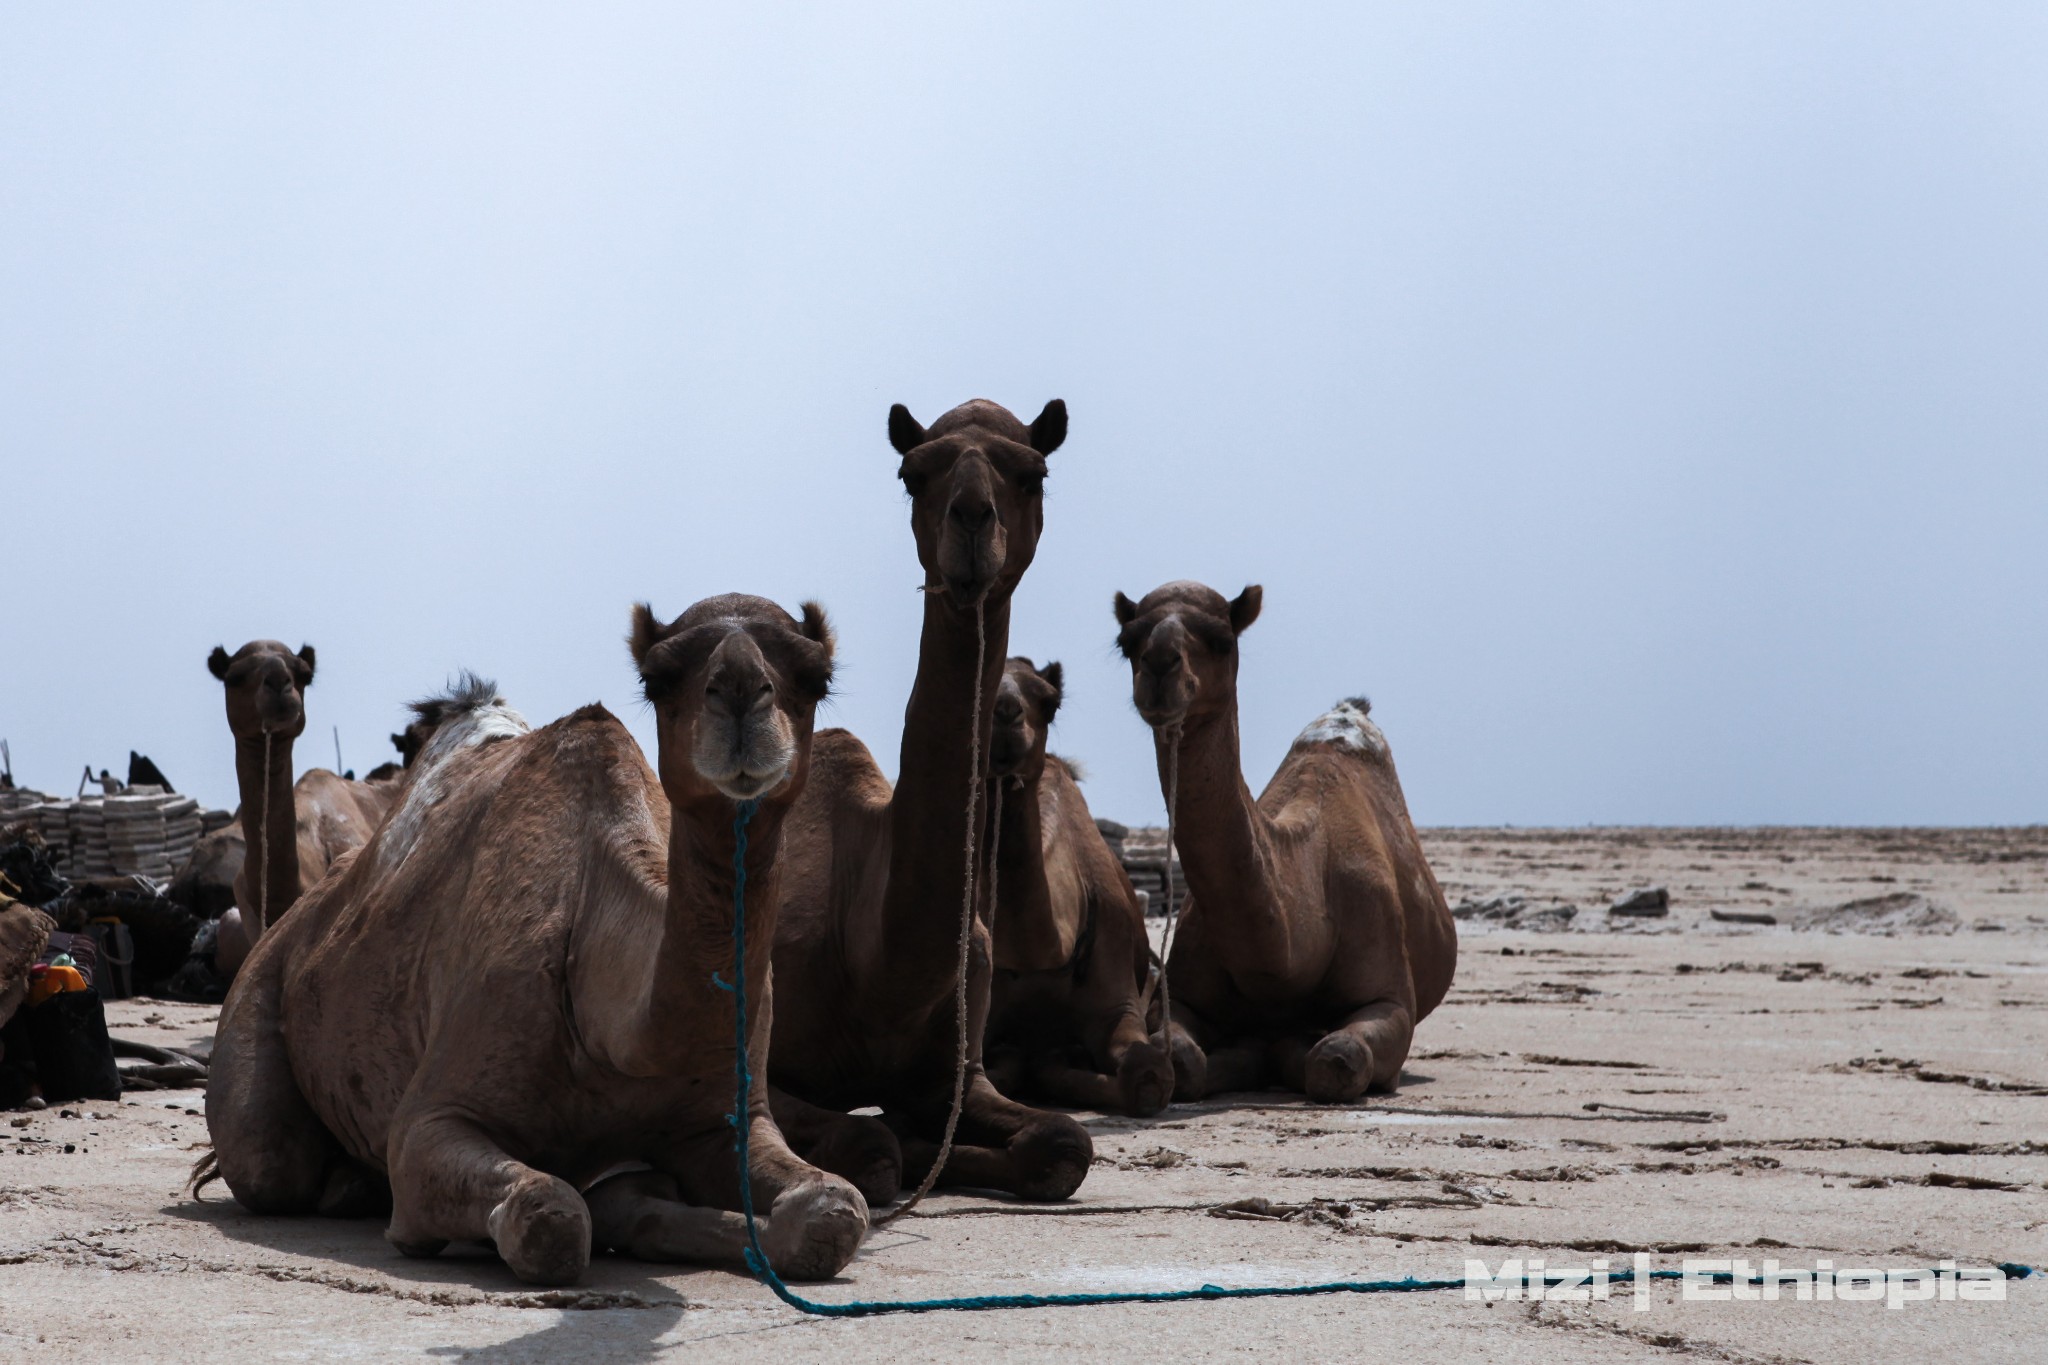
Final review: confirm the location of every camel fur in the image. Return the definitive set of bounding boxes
[767,398,1097,1206]
[202,595,866,1285]
[983,657,1173,1116]
[1112,581,1458,1103]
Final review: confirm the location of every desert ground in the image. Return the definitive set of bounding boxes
[3,826,2043,1363]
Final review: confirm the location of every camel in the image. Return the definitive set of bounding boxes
[203,594,866,1285]
[767,398,1096,1206]
[982,657,1173,1116]
[1111,581,1458,1103]
[204,642,401,968]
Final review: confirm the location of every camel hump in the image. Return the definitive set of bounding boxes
[405,672,531,773]
[1291,697,1387,759]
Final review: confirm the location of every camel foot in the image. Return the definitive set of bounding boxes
[318,1159,393,1219]
[1008,1114,1093,1201]
[1304,1032,1374,1104]
[759,1177,868,1281]
[1117,1041,1174,1117]
[1163,1029,1208,1102]
[805,1113,902,1209]
[487,1174,592,1286]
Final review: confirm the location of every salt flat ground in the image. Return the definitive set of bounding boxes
[2,827,2043,1363]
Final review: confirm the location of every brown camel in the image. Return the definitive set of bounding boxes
[1112,581,1458,1103]
[767,398,1096,1206]
[983,657,1173,1116]
[205,642,400,965]
[203,595,866,1285]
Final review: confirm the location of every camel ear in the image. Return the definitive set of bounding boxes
[1229,585,1263,635]
[798,601,835,662]
[1039,660,1064,720]
[628,603,665,670]
[887,403,926,455]
[207,646,232,681]
[1028,399,1067,455]
[296,644,317,681]
[1112,591,1140,626]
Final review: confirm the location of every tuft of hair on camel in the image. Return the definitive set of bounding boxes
[198,594,867,1286]
[1111,580,1458,1103]
[763,397,1100,1212]
[981,655,1175,1117]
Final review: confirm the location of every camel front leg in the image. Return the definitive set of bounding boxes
[1068,894,1172,1115]
[768,1084,902,1208]
[1305,999,1414,1103]
[384,1111,590,1286]
[1023,1054,1136,1114]
[590,1117,866,1283]
[899,1066,1093,1201]
[904,927,1094,1200]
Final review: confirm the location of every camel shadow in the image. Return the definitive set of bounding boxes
[1067,1066,1441,1135]
[157,1195,781,1361]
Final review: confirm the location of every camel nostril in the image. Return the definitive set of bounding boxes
[949,499,996,533]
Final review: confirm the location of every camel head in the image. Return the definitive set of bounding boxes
[384,712,441,770]
[889,397,1068,607]
[206,640,316,741]
[630,593,836,808]
[990,657,1063,784]
[1112,581,1263,729]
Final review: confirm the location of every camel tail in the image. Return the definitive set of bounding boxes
[187,1147,223,1199]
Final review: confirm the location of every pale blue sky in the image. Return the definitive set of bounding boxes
[4,4,2044,826]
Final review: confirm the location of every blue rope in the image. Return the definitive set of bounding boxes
[719,802,2035,1317]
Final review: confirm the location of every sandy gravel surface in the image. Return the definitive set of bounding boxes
[2,827,2043,1362]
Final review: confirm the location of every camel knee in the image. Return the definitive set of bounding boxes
[793,1114,900,1209]
[761,1176,868,1281]
[1116,1040,1174,1117]
[487,1172,591,1286]
[1304,1031,1373,1104]
[1164,1026,1208,1102]
[1007,1112,1093,1201]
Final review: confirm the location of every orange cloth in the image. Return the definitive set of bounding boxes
[27,964,88,1007]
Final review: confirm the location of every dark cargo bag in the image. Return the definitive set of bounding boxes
[28,989,122,1101]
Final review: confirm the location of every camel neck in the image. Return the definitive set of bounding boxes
[989,772,1061,972]
[862,590,1011,1022]
[234,733,299,933]
[1157,704,1286,962]
[638,802,788,1071]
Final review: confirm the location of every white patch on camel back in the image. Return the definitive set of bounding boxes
[376,697,531,870]
[1293,698,1386,758]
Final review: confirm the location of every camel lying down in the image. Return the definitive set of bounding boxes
[1114,581,1458,1104]
[202,595,865,1285]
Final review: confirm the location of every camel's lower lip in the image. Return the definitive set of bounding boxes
[718,768,787,801]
